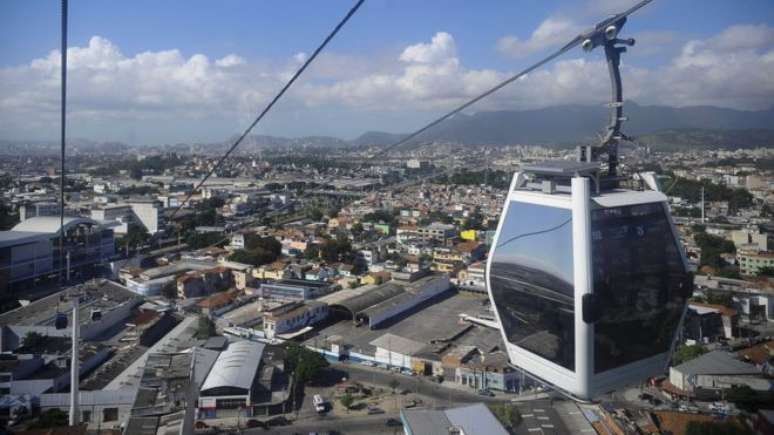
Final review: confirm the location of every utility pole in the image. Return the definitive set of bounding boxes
[69,295,79,426]
[58,0,68,286]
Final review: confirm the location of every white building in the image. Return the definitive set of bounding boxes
[262,301,328,339]
[198,341,265,410]
[127,200,164,235]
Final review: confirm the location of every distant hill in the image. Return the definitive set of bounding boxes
[6,102,773,154]
[353,102,774,149]
[638,128,774,150]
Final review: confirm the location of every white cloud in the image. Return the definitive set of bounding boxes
[497,18,584,58]
[1,25,773,143]
[215,54,245,67]
[399,32,456,64]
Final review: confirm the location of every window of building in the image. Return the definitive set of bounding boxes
[591,202,688,373]
[82,410,91,423]
[489,201,575,371]
[103,407,118,422]
[216,398,247,409]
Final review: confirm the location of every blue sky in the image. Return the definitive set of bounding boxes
[1,0,773,144]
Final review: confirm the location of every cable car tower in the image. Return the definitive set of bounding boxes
[485,0,693,400]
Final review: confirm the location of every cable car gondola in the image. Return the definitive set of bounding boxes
[485,0,692,400]
[55,312,68,330]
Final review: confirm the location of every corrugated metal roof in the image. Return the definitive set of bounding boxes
[401,408,451,435]
[402,403,509,435]
[39,388,138,407]
[13,216,101,234]
[200,340,264,392]
[445,403,510,435]
[332,283,405,315]
[370,333,426,356]
[673,350,759,376]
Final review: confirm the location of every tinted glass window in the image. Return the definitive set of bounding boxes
[490,201,575,371]
[591,202,687,373]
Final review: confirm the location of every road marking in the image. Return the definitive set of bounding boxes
[542,424,555,428]
[523,413,534,417]
[534,408,545,412]
[528,428,542,432]
[537,416,549,420]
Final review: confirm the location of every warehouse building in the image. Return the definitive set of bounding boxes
[328,273,450,328]
[668,350,770,398]
[198,341,265,411]
[401,403,509,435]
[0,216,115,290]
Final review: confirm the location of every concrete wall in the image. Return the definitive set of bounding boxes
[374,348,412,369]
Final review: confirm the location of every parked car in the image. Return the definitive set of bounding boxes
[385,418,402,427]
[367,407,385,415]
[245,419,265,429]
[478,389,495,397]
[266,416,291,427]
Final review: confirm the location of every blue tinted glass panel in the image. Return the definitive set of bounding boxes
[591,202,688,373]
[490,201,575,371]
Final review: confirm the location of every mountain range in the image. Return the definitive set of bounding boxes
[349,102,774,150]
[3,102,773,154]
[228,102,774,152]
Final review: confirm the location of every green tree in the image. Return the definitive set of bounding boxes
[389,378,400,393]
[706,292,734,307]
[695,232,736,269]
[160,280,178,299]
[185,232,225,249]
[757,266,774,277]
[21,331,46,350]
[339,392,354,413]
[320,236,352,263]
[242,234,282,257]
[305,244,321,260]
[351,222,364,238]
[124,224,150,249]
[308,207,324,221]
[672,344,707,365]
[488,403,522,429]
[0,201,19,230]
[363,209,396,225]
[130,166,143,180]
[285,342,329,385]
[29,409,68,429]
[195,316,216,339]
[229,248,277,267]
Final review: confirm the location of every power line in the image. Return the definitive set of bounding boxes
[167,0,365,223]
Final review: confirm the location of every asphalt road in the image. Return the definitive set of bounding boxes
[334,361,505,405]
[243,413,402,435]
